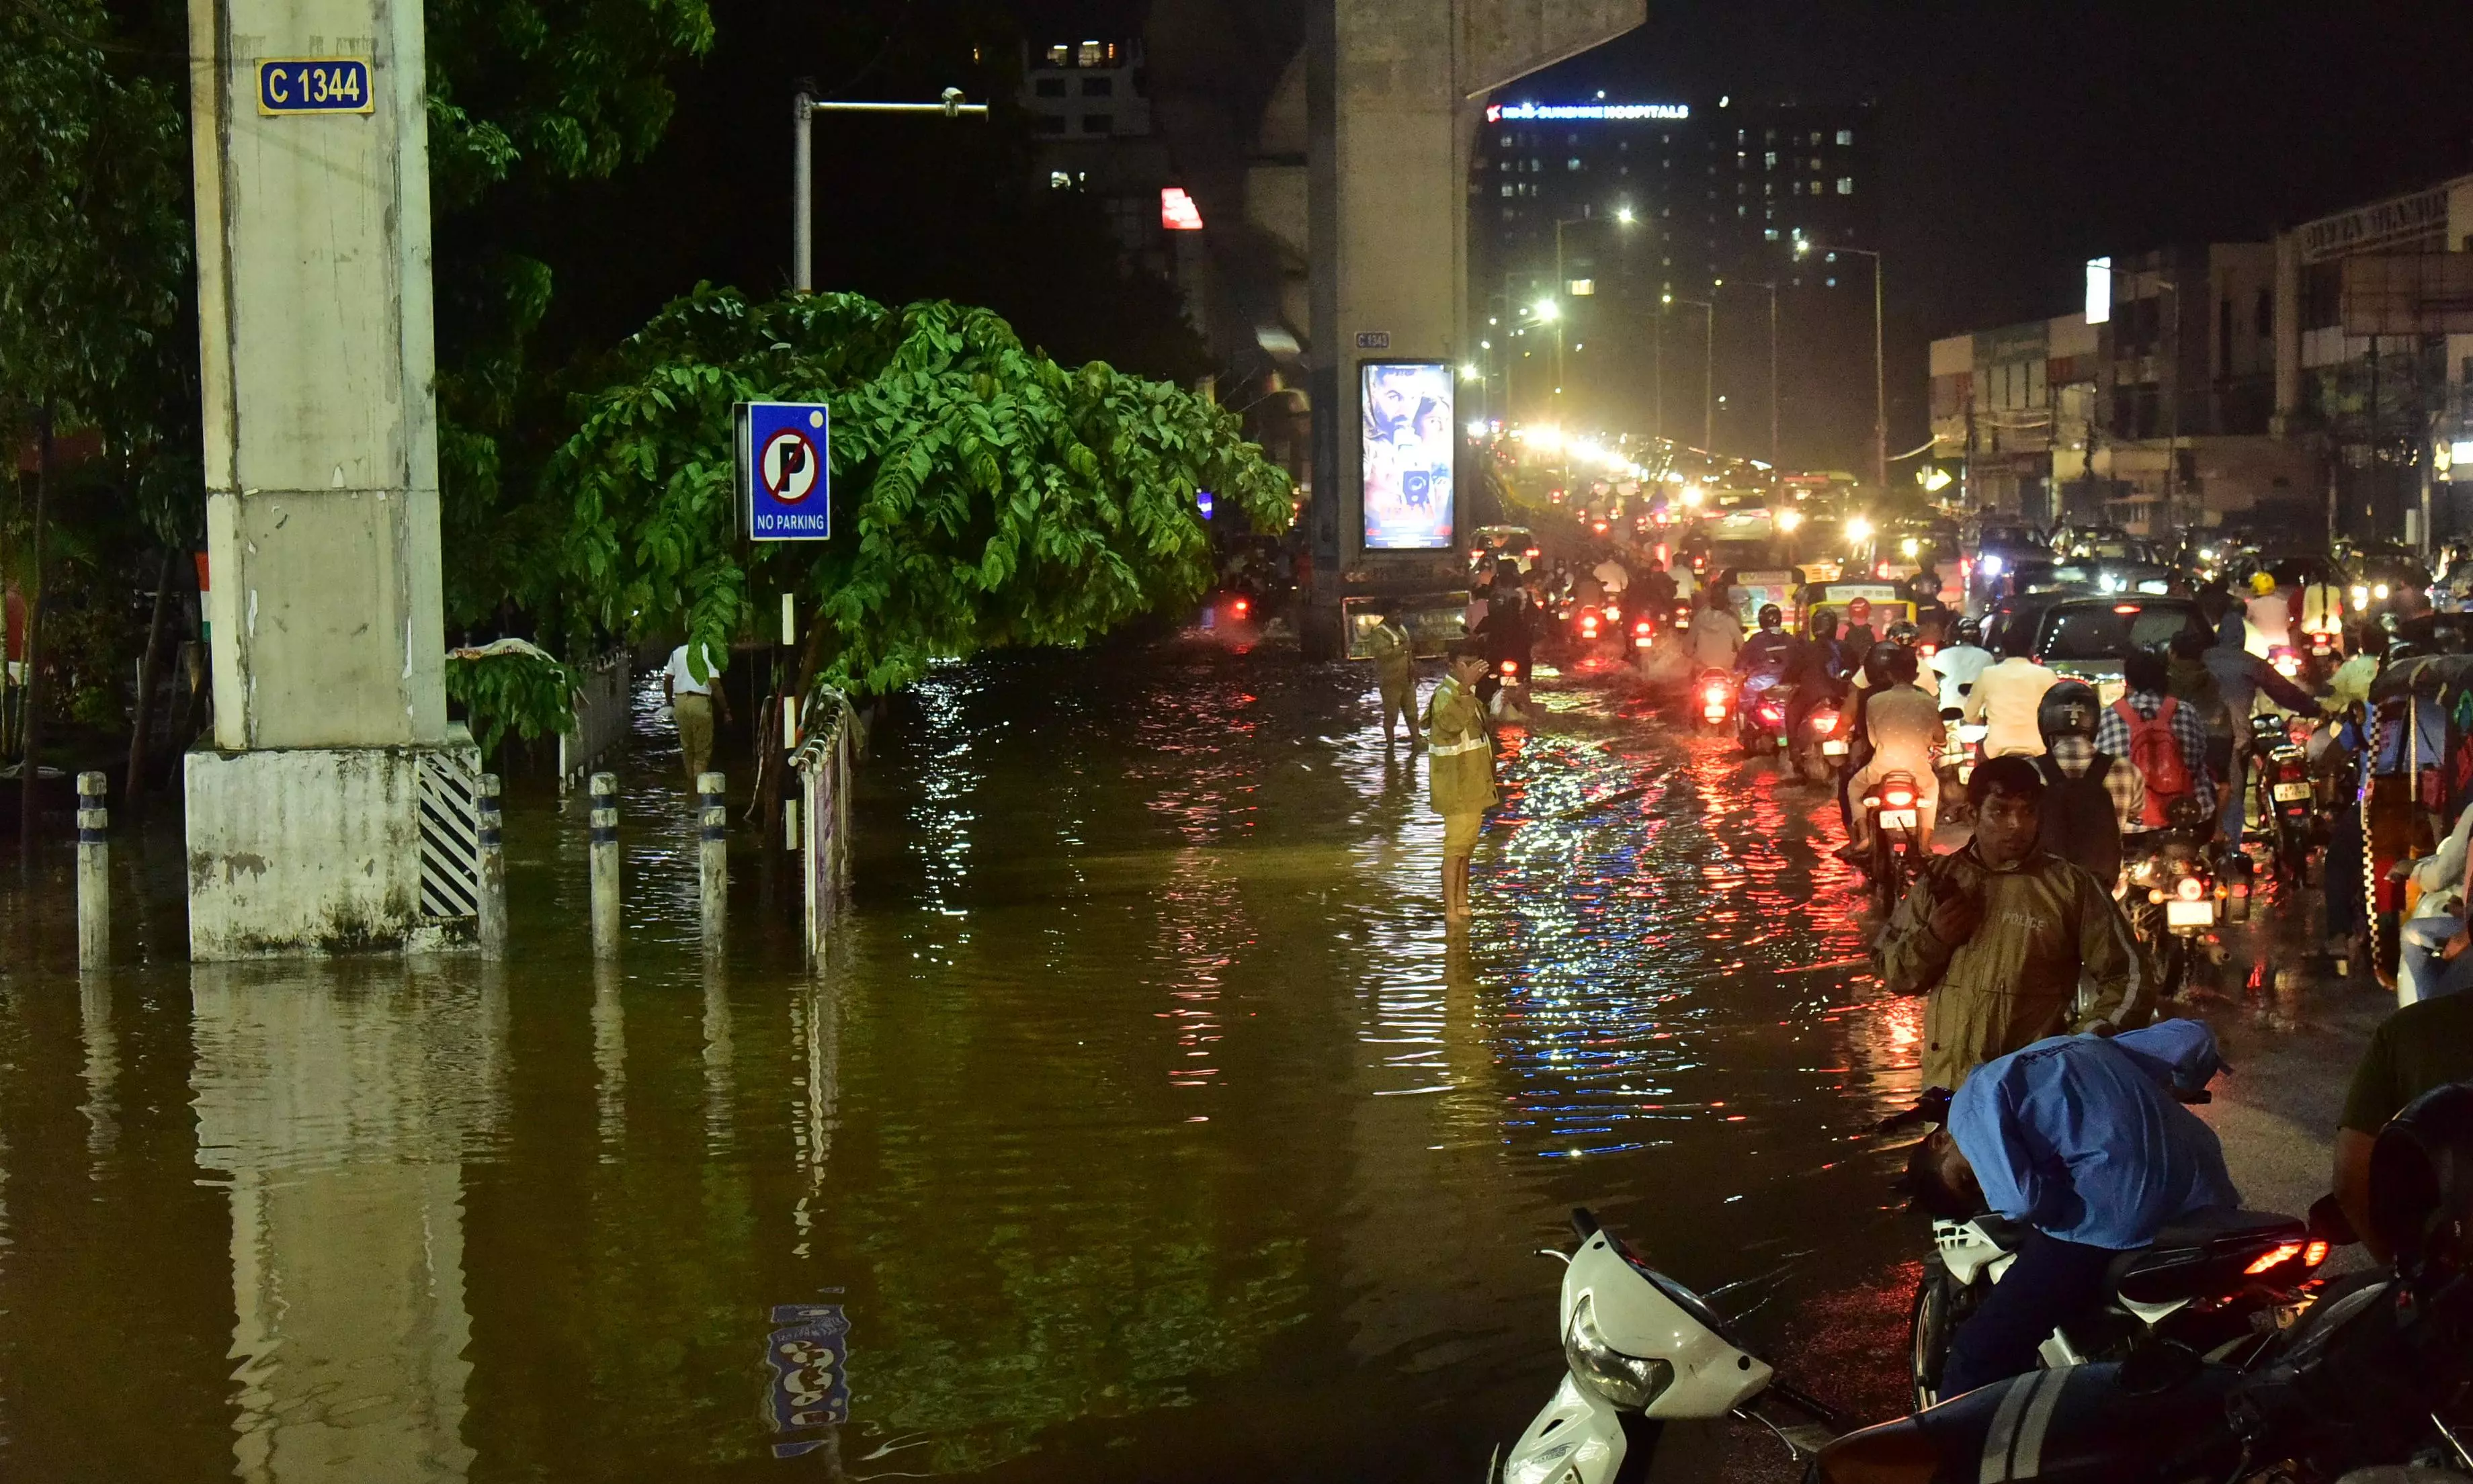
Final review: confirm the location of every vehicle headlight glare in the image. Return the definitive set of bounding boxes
[2376,583,2390,600]
[1980,554,2003,576]
[2353,585,2370,603]
[1563,1293,1675,1411]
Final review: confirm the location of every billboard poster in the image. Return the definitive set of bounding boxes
[1360,361,1455,551]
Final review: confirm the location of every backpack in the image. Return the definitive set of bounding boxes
[2114,696,2191,826]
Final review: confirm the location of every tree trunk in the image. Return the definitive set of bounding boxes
[124,545,177,818]
[19,403,51,865]
[750,617,834,832]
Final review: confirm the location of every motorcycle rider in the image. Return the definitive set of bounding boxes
[1687,586,1744,672]
[1881,755,2149,1090]
[1905,1018,2240,1395]
[2092,647,2214,832]
[1782,611,1844,752]
[1963,629,2060,758]
[2243,570,2292,656]
[2202,612,2319,851]
[1933,616,1995,713]
[1847,644,1947,855]
[2029,681,2140,885]
[1737,603,1798,674]
[2299,568,2346,650]
[1842,595,1879,654]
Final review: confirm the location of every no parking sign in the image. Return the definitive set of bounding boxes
[737,401,833,540]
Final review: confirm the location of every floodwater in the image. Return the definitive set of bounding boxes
[0,638,1931,1483]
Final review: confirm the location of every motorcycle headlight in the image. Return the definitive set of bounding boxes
[1563,1293,1675,1411]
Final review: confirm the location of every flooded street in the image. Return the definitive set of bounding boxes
[0,640,1937,1481]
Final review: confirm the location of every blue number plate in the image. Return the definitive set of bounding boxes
[258,58,374,115]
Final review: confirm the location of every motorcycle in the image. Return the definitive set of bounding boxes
[1497,1209,1845,1484]
[1935,712,1979,826]
[2120,815,2243,1002]
[1737,670,1792,757]
[1792,695,1849,785]
[2252,711,2318,887]
[1859,770,1925,914]
[1693,668,1736,730]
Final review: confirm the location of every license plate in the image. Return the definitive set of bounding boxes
[1703,707,1726,723]
[1879,808,1918,830]
[1776,735,1790,748]
[2166,899,2216,928]
[1822,740,1849,756]
[2272,782,2310,802]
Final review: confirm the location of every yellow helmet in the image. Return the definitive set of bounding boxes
[2249,572,2278,596]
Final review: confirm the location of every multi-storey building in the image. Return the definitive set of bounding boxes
[1470,95,1879,469]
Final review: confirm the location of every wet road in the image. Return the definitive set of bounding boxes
[0,637,1948,1481]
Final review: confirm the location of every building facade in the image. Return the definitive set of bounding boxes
[1469,95,1880,469]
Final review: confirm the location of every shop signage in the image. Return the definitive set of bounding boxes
[2299,185,2452,263]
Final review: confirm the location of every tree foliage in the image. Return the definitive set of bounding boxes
[544,286,1292,699]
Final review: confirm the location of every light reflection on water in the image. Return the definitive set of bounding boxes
[0,642,1923,1481]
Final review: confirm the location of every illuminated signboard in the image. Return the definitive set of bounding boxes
[1486,101,1689,123]
[2085,257,2111,326]
[1361,362,1454,552]
[1161,187,1204,231]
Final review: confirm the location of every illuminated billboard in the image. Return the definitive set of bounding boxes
[2085,257,2112,325]
[1361,361,1455,551]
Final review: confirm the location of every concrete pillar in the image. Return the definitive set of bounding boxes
[183,0,468,957]
[589,772,620,958]
[1303,0,1642,654]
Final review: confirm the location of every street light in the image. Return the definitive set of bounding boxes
[1798,236,1886,496]
[1532,298,1560,322]
[793,86,988,292]
[1663,290,1716,454]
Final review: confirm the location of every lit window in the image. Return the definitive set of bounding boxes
[1499,134,1512,146]
[1837,128,1854,146]
[1810,157,1822,171]
[1735,129,1746,143]
[1737,205,1747,217]
[1160,187,1204,230]
[1047,43,1068,64]
[1810,130,1822,146]
[1764,151,1777,169]
[1837,177,1854,195]
[1077,39,1103,66]
[1566,157,1581,171]
[1763,228,1779,241]
[1048,171,1071,189]
[1826,277,1837,288]
[1500,183,1514,197]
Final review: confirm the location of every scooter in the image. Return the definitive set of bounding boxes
[1736,671,1792,757]
[1497,1209,1844,1483]
[2120,819,2240,1002]
[1790,696,1847,785]
[1693,668,1736,730]
[2252,711,2318,887]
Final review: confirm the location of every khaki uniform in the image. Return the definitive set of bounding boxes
[1367,621,1419,740]
[1425,674,1496,855]
[1880,845,2149,1090]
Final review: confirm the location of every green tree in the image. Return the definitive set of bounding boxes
[538,285,1290,708]
[0,0,192,850]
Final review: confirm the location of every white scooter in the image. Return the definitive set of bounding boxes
[1496,1209,1842,1483]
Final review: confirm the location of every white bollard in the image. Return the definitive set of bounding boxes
[589,771,620,959]
[698,771,726,945]
[76,772,108,969]
[476,773,507,955]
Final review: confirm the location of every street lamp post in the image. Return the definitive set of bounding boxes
[792,87,987,292]
[1663,292,1714,453]
[1798,238,1886,496]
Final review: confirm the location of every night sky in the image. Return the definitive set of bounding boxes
[1536,1,2473,391]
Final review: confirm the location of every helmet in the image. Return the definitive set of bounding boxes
[1886,620,1921,646]
[2370,1081,2473,1279]
[1861,640,1903,691]
[1955,617,1984,645]
[2250,572,2279,597]
[1757,603,1783,631]
[1847,597,1873,623]
[2038,680,2101,742]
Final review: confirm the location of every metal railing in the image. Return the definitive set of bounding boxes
[789,685,862,959]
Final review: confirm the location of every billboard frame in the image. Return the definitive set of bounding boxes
[1357,358,1458,554]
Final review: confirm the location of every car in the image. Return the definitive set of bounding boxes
[2040,556,2179,598]
[2345,545,2433,617]
[1469,525,1538,575]
[1980,593,2212,702]
[1962,521,2052,607]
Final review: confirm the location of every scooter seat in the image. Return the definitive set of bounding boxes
[2105,1209,2308,1305]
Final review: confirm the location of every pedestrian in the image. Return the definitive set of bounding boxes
[1962,627,2060,758]
[1880,755,2149,1089]
[2092,647,2214,833]
[1366,601,1421,748]
[1425,642,1497,922]
[662,637,729,782]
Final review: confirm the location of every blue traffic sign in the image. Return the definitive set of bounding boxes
[257,58,373,116]
[740,402,832,541]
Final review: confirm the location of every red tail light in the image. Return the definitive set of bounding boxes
[1920,643,1937,659]
[2245,1241,2306,1276]
[1813,709,1839,734]
[1581,617,1599,637]
[1231,597,1249,616]
[1884,787,1915,808]
[2177,875,2206,902]
[1634,619,1652,636]
[1757,703,1784,724]
[1500,660,1517,676]
[2303,1239,2329,1268]
[1703,685,1728,706]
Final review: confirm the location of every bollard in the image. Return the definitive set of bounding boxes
[589,771,620,958]
[476,773,507,955]
[698,771,727,944]
[76,773,108,969]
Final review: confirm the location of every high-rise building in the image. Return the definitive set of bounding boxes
[1471,94,1879,469]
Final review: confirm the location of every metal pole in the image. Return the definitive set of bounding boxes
[589,771,620,959]
[1872,255,1888,496]
[477,772,507,955]
[76,771,106,969]
[792,89,813,294]
[698,771,727,945]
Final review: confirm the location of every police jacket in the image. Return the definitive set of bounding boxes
[1423,676,1497,817]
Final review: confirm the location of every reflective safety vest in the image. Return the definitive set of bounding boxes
[1424,676,1497,816]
